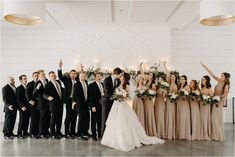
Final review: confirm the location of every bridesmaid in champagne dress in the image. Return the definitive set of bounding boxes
[177,75,191,140]
[189,80,202,140]
[133,75,147,128]
[140,62,157,136]
[154,76,167,139]
[163,61,178,140]
[201,62,230,141]
[200,75,213,141]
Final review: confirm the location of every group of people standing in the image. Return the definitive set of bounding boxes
[2,60,230,144]
[2,60,121,141]
[132,61,230,141]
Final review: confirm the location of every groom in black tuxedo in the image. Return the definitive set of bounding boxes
[100,68,122,136]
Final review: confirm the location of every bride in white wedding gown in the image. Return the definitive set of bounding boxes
[101,73,165,152]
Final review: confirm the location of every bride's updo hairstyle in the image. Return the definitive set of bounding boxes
[123,72,131,90]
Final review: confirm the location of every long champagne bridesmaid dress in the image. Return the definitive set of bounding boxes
[211,83,225,141]
[165,84,177,139]
[133,86,146,128]
[144,86,157,136]
[177,86,191,140]
[190,90,202,140]
[154,88,166,138]
[200,88,213,140]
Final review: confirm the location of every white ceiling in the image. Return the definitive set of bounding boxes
[1,0,234,31]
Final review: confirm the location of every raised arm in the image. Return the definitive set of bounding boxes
[200,62,219,81]
[139,62,147,83]
[162,61,170,75]
[58,59,67,83]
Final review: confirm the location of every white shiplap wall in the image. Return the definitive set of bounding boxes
[171,30,235,123]
[0,30,72,122]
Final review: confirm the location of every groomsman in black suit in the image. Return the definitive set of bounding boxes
[26,72,40,138]
[88,72,104,141]
[58,59,78,138]
[100,68,122,136]
[43,71,64,139]
[16,75,30,138]
[2,76,17,139]
[34,70,50,138]
[72,72,89,140]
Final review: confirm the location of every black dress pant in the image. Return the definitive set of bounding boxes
[3,110,17,136]
[50,105,63,135]
[30,106,40,136]
[77,103,89,136]
[91,105,102,138]
[39,106,50,136]
[17,109,30,135]
[64,98,77,136]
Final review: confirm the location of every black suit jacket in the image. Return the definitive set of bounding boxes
[103,76,120,98]
[72,80,88,111]
[2,84,17,112]
[34,79,49,110]
[16,84,30,111]
[100,75,120,108]
[26,80,38,103]
[43,80,64,112]
[58,69,75,100]
[88,81,103,108]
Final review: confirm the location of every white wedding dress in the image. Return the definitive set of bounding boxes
[101,86,165,152]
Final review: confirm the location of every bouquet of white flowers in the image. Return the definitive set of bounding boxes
[168,92,178,103]
[179,89,189,100]
[146,89,157,99]
[110,88,129,102]
[211,96,221,107]
[135,88,147,98]
[189,90,200,101]
[201,95,212,105]
[160,82,169,90]
[179,89,189,97]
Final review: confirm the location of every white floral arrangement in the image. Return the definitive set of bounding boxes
[189,90,200,101]
[168,92,178,103]
[211,96,221,107]
[179,89,189,97]
[110,88,129,102]
[146,89,157,99]
[160,82,169,90]
[135,88,147,98]
[201,95,212,105]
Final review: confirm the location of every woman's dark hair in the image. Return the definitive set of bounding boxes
[113,68,123,75]
[123,72,130,90]
[157,72,167,82]
[178,75,187,88]
[201,75,211,89]
[190,80,200,91]
[146,72,156,88]
[170,73,178,85]
[222,72,230,95]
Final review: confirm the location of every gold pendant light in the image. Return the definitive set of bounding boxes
[3,1,45,25]
[200,0,235,26]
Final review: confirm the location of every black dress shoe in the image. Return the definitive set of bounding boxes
[65,135,72,139]
[30,135,39,139]
[4,135,13,140]
[77,135,88,141]
[40,135,49,139]
[17,135,25,139]
[23,132,30,137]
[92,137,98,141]
[84,132,92,137]
[9,133,17,137]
